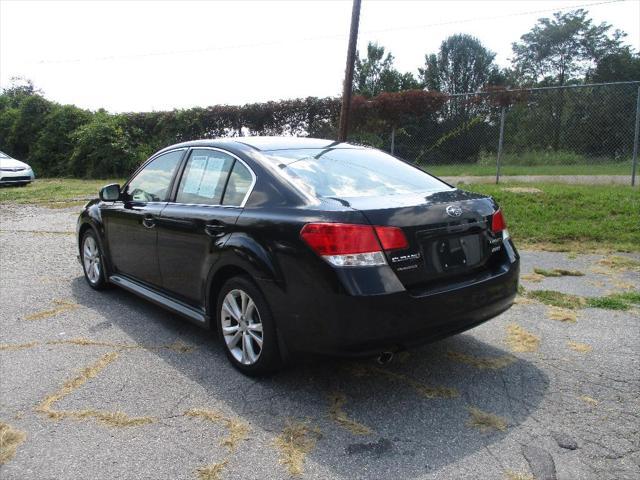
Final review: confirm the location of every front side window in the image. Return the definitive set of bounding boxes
[263,148,451,199]
[176,149,234,205]
[125,150,183,202]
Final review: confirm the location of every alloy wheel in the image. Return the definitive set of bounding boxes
[83,235,101,284]
[221,289,263,365]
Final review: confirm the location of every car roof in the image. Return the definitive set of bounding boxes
[159,136,361,154]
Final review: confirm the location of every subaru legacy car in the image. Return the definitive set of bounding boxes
[77,137,519,375]
[0,151,35,186]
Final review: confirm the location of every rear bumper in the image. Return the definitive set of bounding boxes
[268,251,519,357]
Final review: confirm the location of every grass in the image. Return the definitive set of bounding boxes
[568,341,592,353]
[586,292,640,311]
[2,179,638,252]
[464,183,640,252]
[526,290,585,309]
[547,307,578,323]
[0,178,121,206]
[427,163,631,177]
[23,299,79,321]
[185,409,249,453]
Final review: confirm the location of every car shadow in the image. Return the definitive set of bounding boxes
[70,276,548,478]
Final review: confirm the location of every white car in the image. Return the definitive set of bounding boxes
[0,151,35,186]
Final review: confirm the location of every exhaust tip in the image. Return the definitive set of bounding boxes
[376,351,394,365]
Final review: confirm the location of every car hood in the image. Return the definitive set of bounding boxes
[0,157,30,169]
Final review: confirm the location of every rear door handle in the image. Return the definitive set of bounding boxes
[204,223,227,237]
[142,216,156,229]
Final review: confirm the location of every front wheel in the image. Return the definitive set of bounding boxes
[81,230,108,290]
[217,276,282,375]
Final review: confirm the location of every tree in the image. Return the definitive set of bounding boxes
[588,49,640,83]
[511,9,626,86]
[354,42,421,98]
[420,34,499,94]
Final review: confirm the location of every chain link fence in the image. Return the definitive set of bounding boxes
[351,81,640,185]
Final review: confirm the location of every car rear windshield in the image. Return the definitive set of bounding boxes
[262,148,450,199]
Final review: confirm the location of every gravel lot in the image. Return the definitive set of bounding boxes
[1,204,638,480]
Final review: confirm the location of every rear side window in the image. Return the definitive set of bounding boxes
[176,150,234,205]
[222,161,253,206]
[125,150,183,202]
[263,148,450,198]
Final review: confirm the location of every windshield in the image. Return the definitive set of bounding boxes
[262,148,450,199]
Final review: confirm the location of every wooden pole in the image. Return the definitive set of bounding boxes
[337,0,362,142]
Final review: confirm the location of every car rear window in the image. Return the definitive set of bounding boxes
[262,148,450,199]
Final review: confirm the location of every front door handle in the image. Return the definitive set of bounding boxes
[204,223,226,237]
[142,216,156,229]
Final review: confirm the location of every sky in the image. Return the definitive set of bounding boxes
[1,0,638,112]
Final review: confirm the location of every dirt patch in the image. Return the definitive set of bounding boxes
[466,407,508,432]
[506,324,540,353]
[0,421,26,465]
[547,307,577,323]
[24,299,79,321]
[327,392,372,435]
[274,420,322,476]
[568,341,592,353]
[446,351,516,370]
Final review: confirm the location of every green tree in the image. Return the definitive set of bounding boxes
[588,49,640,83]
[511,9,626,86]
[68,112,143,178]
[354,42,421,98]
[420,34,499,94]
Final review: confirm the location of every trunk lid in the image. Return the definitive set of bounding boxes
[343,190,502,288]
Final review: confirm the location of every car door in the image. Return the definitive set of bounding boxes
[102,149,185,287]
[157,148,255,307]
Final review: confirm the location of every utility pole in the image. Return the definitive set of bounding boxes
[337,0,362,142]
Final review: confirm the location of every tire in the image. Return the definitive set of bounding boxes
[217,275,282,375]
[81,230,108,290]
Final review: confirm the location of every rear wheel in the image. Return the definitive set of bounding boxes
[217,275,281,375]
[81,230,107,290]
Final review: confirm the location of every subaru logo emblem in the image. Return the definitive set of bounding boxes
[446,205,463,217]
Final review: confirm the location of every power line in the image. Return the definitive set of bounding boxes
[32,0,629,65]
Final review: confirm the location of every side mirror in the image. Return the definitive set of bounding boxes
[99,183,121,202]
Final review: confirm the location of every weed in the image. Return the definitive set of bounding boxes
[506,324,540,353]
[0,341,39,351]
[274,420,321,476]
[504,470,535,480]
[0,421,26,465]
[446,351,516,370]
[568,341,592,353]
[598,256,640,271]
[533,268,584,277]
[327,392,372,435]
[24,299,78,321]
[586,296,630,310]
[466,407,508,432]
[580,395,599,406]
[195,461,228,480]
[547,307,577,323]
[185,409,249,453]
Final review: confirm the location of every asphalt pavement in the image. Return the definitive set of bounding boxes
[1,204,638,480]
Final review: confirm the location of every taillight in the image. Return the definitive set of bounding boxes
[491,209,509,240]
[300,223,408,267]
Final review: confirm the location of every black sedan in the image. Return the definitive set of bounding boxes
[77,137,519,375]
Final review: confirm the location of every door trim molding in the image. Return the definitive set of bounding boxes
[109,274,209,327]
